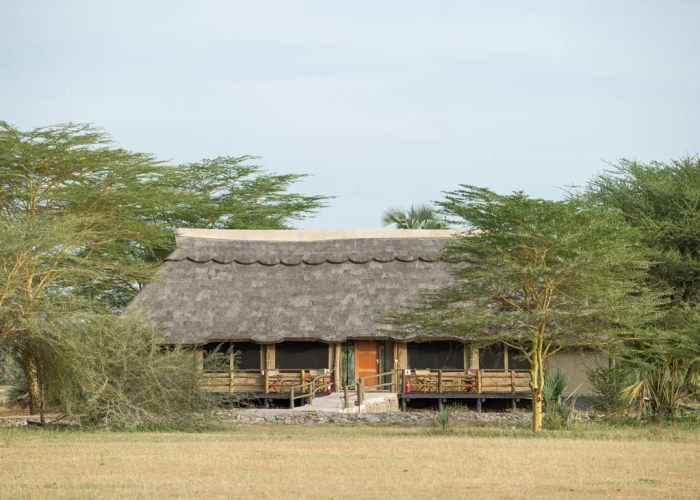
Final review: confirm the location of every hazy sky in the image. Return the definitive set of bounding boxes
[2,1,698,228]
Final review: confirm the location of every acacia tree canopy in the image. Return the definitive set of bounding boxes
[0,121,329,419]
[590,157,700,361]
[387,185,665,431]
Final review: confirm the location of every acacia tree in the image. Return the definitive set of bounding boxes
[170,156,329,230]
[0,121,329,418]
[388,186,664,432]
[590,157,700,414]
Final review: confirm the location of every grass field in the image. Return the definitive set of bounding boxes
[1,424,699,499]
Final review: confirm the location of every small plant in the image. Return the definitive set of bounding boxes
[542,369,578,430]
[7,381,30,410]
[436,406,452,431]
[543,369,567,407]
[544,396,578,430]
[586,363,632,416]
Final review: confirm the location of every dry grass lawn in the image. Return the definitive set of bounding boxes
[0,425,698,499]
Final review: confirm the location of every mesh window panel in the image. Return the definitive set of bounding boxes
[479,344,505,369]
[234,342,261,370]
[275,342,329,370]
[203,342,231,371]
[508,348,530,369]
[407,341,464,370]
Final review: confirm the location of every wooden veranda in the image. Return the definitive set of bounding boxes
[201,367,532,411]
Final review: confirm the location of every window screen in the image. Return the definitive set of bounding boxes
[479,344,505,369]
[203,342,231,371]
[508,348,530,369]
[275,342,329,370]
[234,342,261,370]
[407,341,464,370]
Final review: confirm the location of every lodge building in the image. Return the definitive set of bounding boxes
[128,229,599,409]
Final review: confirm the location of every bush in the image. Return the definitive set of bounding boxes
[38,314,216,431]
[624,358,698,419]
[585,363,631,416]
[543,369,578,430]
[436,406,451,430]
[543,369,567,407]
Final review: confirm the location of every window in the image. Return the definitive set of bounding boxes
[203,342,231,372]
[235,342,261,370]
[407,341,464,370]
[275,342,329,370]
[508,348,530,369]
[479,344,505,369]
[202,342,261,371]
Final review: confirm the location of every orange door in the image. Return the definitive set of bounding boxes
[355,340,380,383]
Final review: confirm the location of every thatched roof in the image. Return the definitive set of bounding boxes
[129,229,458,344]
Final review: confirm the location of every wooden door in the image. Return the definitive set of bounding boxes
[355,340,380,383]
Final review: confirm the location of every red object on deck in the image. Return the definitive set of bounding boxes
[405,380,411,393]
[327,380,332,393]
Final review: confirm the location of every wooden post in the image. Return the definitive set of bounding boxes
[470,347,479,369]
[228,344,235,393]
[264,370,269,394]
[358,379,364,407]
[476,370,482,393]
[511,398,516,411]
[334,343,341,391]
[196,345,204,373]
[344,385,350,409]
[290,388,295,409]
[476,398,482,413]
[510,370,515,393]
[300,370,305,394]
[438,370,443,393]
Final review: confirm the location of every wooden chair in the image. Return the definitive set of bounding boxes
[414,369,435,393]
[266,370,283,393]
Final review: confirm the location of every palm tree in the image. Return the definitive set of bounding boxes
[380,203,448,229]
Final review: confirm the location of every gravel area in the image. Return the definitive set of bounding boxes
[221,409,532,426]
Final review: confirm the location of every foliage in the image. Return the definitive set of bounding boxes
[624,357,698,419]
[36,314,215,430]
[542,369,576,430]
[544,397,578,430]
[590,157,700,417]
[169,156,328,231]
[387,186,666,431]
[586,363,633,415]
[435,406,452,430]
[543,369,567,407]
[381,203,448,229]
[591,157,700,309]
[0,353,22,385]
[0,121,329,418]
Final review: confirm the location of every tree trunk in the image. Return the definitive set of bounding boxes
[532,388,543,432]
[529,329,545,433]
[26,356,42,417]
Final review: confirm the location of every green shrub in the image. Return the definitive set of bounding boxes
[436,406,451,430]
[39,314,216,431]
[586,363,632,416]
[624,358,698,419]
[543,369,567,407]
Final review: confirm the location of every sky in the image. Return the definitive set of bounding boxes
[1,1,698,229]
